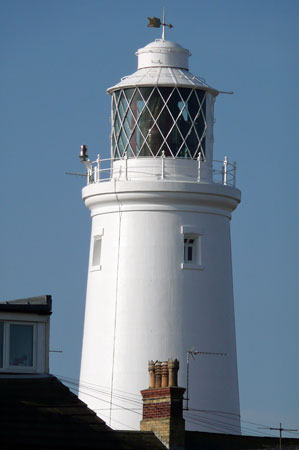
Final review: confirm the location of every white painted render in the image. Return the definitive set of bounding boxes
[79,38,241,433]
[79,172,241,431]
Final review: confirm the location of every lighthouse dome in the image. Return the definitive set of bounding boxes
[136,39,190,70]
[107,39,218,94]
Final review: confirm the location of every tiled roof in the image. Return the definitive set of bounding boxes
[0,375,165,450]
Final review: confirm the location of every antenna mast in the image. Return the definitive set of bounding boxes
[258,423,298,449]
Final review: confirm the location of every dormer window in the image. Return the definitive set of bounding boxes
[0,295,51,374]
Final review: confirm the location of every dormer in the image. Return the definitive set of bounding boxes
[0,295,51,374]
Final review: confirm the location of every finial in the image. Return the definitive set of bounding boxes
[147,9,173,40]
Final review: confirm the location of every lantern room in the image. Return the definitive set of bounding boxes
[107,39,219,164]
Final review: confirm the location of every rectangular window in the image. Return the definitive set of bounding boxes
[0,321,36,371]
[184,238,196,263]
[181,226,204,270]
[92,236,102,267]
[9,324,33,367]
[91,228,104,271]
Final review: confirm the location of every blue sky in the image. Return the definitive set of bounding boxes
[1,0,299,437]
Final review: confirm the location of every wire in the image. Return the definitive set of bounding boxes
[110,178,123,426]
[57,375,143,408]
[186,408,297,437]
[95,410,139,431]
[61,378,141,415]
[56,374,298,438]
[185,412,244,435]
[185,412,275,437]
[185,410,276,437]
[61,378,142,417]
[61,376,247,435]
[185,416,233,434]
[66,378,257,436]
[56,374,141,399]
[188,408,256,428]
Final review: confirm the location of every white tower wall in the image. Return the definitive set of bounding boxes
[80,175,241,431]
[79,36,241,433]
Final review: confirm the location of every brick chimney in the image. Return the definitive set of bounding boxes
[140,359,185,450]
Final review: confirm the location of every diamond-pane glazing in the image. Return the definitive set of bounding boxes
[111,87,206,159]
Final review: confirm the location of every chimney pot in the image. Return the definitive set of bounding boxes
[161,361,169,387]
[148,360,155,388]
[168,358,179,387]
[154,361,162,388]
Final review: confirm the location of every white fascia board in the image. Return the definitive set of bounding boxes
[0,312,49,323]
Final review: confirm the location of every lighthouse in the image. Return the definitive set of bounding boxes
[79,23,241,433]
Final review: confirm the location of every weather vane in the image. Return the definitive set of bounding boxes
[147,8,173,40]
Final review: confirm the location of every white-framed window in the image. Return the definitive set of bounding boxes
[0,321,36,371]
[92,236,102,267]
[91,227,104,271]
[181,226,204,270]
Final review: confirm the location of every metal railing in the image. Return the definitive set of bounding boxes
[81,153,237,187]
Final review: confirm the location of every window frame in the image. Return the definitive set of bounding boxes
[181,226,204,271]
[0,321,37,372]
[90,227,104,272]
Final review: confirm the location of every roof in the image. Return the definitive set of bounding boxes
[107,39,219,95]
[136,39,190,71]
[141,40,186,50]
[1,374,298,449]
[107,67,218,94]
[0,295,52,315]
[0,374,165,450]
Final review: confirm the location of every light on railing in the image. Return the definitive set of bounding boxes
[79,144,93,184]
[79,144,88,162]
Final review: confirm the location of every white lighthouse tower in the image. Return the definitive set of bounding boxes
[79,25,241,433]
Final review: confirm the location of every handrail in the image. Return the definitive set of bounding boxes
[82,154,237,187]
